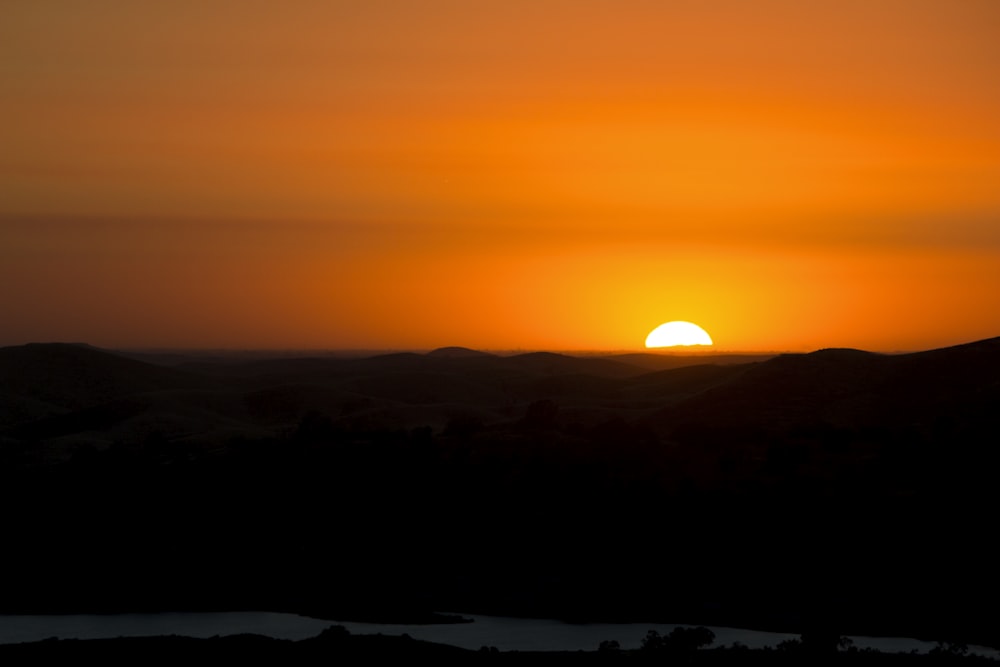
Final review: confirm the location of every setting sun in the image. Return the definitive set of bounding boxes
[645,321,714,348]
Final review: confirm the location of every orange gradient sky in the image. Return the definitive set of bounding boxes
[3,0,1000,351]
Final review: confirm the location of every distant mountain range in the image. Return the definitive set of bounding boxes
[0,341,774,456]
[0,338,1000,464]
[2,337,998,463]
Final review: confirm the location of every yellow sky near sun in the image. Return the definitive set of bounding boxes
[2,0,1000,351]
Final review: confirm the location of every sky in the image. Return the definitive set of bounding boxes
[3,0,1000,352]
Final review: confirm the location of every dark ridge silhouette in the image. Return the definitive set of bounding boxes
[604,352,777,372]
[0,343,209,430]
[658,348,890,429]
[657,336,1000,434]
[342,371,509,405]
[0,343,202,407]
[621,363,752,401]
[427,346,495,358]
[504,351,643,378]
[888,335,1000,400]
[519,372,624,400]
[364,351,429,363]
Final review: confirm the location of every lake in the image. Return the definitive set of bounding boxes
[0,612,997,658]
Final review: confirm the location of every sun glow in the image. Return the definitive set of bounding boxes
[645,321,714,348]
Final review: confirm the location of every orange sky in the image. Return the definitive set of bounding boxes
[3,0,1000,352]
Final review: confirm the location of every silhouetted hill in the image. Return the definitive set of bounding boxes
[6,336,998,463]
[504,351,643,378]
[427,346,495,359]
[0,343,198,406]
[605,352,777,372]
[888,336,1000,404]
[621,363,751,403]
[0,343,207,430]
[657,337,1000,435]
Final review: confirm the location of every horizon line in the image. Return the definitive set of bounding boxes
[3,340,963,357]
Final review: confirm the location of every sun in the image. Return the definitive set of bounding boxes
[645,321,714,348]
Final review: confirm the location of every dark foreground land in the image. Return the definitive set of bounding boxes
[2,338,999,649]
[1,627,995,665]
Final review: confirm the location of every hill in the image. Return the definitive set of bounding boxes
[0,342,202,414]
[1,343,765,453]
